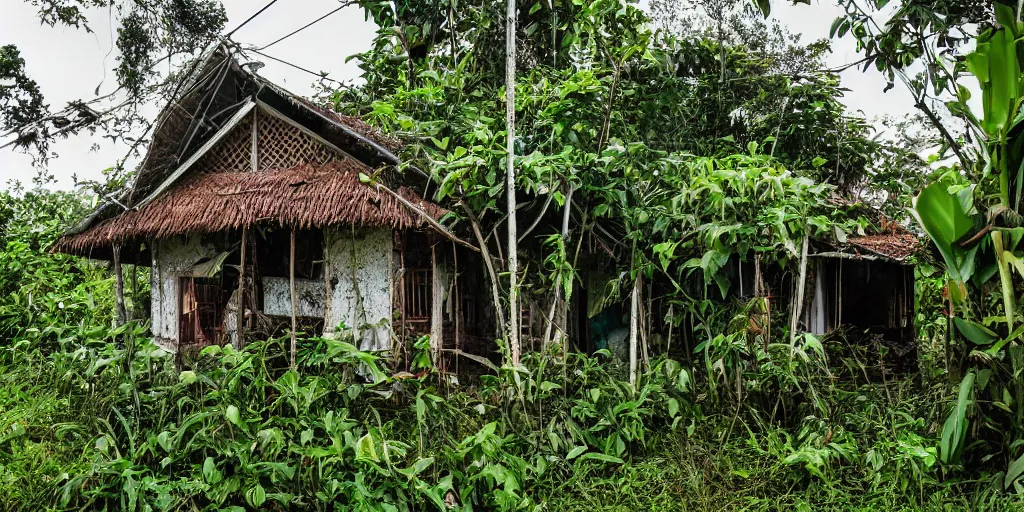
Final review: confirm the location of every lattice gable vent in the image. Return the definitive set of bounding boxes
[194,109,346,174]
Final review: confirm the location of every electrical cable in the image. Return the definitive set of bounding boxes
[258,3,351,50]
[243,47,347,86]
[226,0,280,37]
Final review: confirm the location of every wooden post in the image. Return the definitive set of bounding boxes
[250,109,259,173]
[113,244,126,326]
[430,243,444,369]
[236,226,248,346]
[453,242,461,375]
[290,229,298,369]
[789,233,809,345]
[130,262,138,321]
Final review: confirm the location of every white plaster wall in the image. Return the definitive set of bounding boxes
[150,235,219,346]
[323,227,393,352]
[262,277,325,317]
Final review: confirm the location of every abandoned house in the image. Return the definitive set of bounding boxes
[51,45,492,361]
[568,210,920,367]
[803,230,918,343]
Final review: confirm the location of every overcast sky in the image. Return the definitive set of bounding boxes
[0,0,917,191]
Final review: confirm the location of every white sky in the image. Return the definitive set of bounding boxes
[0,0,917,190]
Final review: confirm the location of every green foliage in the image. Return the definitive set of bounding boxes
[594,147,843,297]
[0,45,46,151]
[0,154,1009,511]
[907,6,1024,485]
[4,0,227,157]
[911,181,973,285]
[0,186,114,340]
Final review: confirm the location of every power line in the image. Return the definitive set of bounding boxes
[226,0,280,37]
[243,47,348,86]
[259,2,352,50]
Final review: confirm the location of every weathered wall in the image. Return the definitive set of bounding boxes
[323,227,393,352]
[150,235,219,348]
[262,277,325,317]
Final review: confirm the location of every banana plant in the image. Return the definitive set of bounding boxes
[912,4,1024,467]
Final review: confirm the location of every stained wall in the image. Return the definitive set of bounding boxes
[150,235,219,349]
[323,227,394,351]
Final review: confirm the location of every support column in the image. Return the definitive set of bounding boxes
[237,227,248,345]
[113,244,126,326]
[430,243,444,369]
[290,229,298,368]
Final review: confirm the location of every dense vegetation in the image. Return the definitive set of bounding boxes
[4,0,1024,510]
[0,184,1016,511]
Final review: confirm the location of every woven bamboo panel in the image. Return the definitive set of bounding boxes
[195,115,253,173]
[256,114,340,171]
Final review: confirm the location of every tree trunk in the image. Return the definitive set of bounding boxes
[543,185,574,350]
[461,204,508,341]
[290,229,298,369]
[505,0,520,366]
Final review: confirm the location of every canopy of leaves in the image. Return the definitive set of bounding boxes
[0,45,47,152]
[3,0,227,158]
[336,0,890,305]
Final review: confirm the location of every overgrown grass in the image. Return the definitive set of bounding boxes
[1,320,1021,510]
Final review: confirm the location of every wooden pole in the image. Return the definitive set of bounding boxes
[236,226,248,346]
[789,233,809,345]
[113,244,126,326]
[453,242,461,375]
[505,0,520,366]
[430,243,444,369]
[461,204,508,340]
[290,229,298,369]
[130,262,138,321]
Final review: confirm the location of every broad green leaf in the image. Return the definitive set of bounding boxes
[953,318,998,345]
[356,433,379,462]
[178,370,197,385]
[566,446,587,460]
[753,0,770,17]
[667,397,680,418]
[398,457,434,478]
[1007,453,1024,490]
[912,182,974,284]
[580,452,625,464]
[939,371,975,464]
[225,405,245,431]
[246,483,266,507]
[202,457,222,484]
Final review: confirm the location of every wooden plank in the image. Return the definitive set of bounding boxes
[113,245,126,326]
[290,229,298,369]
[236,226,248,347]
[430,244,443,368]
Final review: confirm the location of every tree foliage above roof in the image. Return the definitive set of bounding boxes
[1,0,226,160]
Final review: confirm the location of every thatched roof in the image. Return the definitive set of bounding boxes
[816,195,921,263]
[51,44,462,260]
[119,44,402,207]
[52,162,445,255]
[845,232,919,262]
